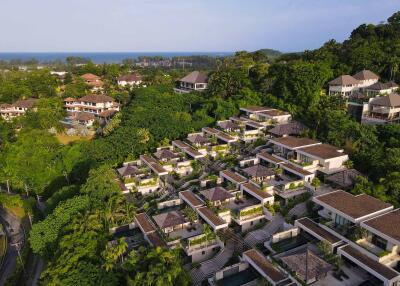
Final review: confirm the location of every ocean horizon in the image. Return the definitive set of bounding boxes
[0,52,233,64]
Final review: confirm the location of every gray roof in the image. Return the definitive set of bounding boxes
[154,149,180,161]
[371,93,400,107]
[187,134,208,144]
[152,211,186,229]
[243,164,275,178]
[281,249,331,281]
[326,169,362,189]
[200,187,234,202]
[180,71,208,84]
[268,121,307,136]
[117,165,139,177]
[367,81,399,91]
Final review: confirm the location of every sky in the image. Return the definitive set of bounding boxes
[0,0,399,53]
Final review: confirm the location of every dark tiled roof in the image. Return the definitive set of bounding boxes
[147,232,167,248]
[180,71,208,83]
[268,121,307,136]
[74,112,95,121]
[363,209,400,243]
[326,169,362,189]
[281,249,331,282]
[218,120,240,130]
[154,149,180,161]
[152,211,186,229]
[187,134,208,144]
[257,152,285,164]
[314,190,392,220]
[243,164,275,178]
[98,109,117,118]
[200,187,234,202]
[281,162,313,176]
[117,165,139,177]
[242,182,272,199]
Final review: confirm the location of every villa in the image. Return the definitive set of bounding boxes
[174,71,208,93]
[361,93,400,124]
[80,73,104,91]
[0,98,37,121]
[117,73,143,87]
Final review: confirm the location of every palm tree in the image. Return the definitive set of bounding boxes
[183,207,197,228]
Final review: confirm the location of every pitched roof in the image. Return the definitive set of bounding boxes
[243,164,275,178]
[118,73,142,82]
[268,121,307,137]
[187,134,208,144]
[362,209,400,243]
[152,211,186,229]
[117,165,139,177]
[220,170,248,184]
[98,109,118,118]
[329,75,359,86]
[180,71,208,84]
[79,94,114,103]
[200,187,234,202]
[180,190,204,208]
[353,70,379,81]
[13,98,37,109]
[298,143,345,160]
[218,120,240,130]
[154,149,180,161]
[370,93,400,107]
[280,249,331,281]
[64,97,76,102]
[296,218,341,244]
[81,73,100,81]
[197,206,227,226]
[74,112,96,121]
[326,169,362,189]
[314,190,393,220]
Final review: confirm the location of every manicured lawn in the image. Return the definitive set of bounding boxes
[56,133,93,145]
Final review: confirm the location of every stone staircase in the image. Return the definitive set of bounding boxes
[244,215,284,247]
[189,241,235,285]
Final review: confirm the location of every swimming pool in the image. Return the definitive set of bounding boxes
[216,268,259,286]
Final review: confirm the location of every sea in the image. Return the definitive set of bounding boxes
[0,52,232,64]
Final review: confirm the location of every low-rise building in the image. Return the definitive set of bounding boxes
[117,73,143,87]
[174,71,208,93]
[362,93,400,124]
[80,73,104,91]
[0,98,37,120]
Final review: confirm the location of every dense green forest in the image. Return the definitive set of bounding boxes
[0,10,400,286]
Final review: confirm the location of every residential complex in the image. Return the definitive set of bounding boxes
[117,73,143,87]
[80,73,104,92]
[109,105,388,286]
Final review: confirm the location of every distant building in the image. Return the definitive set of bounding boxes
[0,98,38,121]
[117,73,143,87]
[64,94,119,126]
[174,71,208,93]
[328,70,380,97]
[362,93,400,124]
[80,73,104,91]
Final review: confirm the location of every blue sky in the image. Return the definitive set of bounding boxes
[0,0,399,52]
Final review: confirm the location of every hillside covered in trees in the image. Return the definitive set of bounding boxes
[0,10,400,286]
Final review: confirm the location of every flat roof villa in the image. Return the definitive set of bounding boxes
[140,154,168,176]
[197,206,229,230]
[172,140,206,159]
[268,121,307,137]
[240,106,292,125]
[313,190,393,225]
[179,190,204,209]
[174,71,208,93]
[243,249,293,286]
[153,147,194,176]
[220,169,248,189]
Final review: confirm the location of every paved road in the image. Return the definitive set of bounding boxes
[0,208,25,286]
